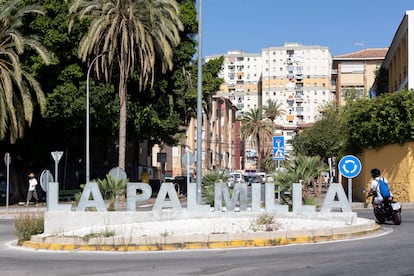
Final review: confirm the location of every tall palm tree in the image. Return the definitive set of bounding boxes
[69,0,183,169]
[0,0,51,143]
[263,99,285,123]
[240,107,274,172]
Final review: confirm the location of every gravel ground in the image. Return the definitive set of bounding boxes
[60,215,371,238]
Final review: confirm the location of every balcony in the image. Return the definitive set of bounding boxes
[295,74,303,80]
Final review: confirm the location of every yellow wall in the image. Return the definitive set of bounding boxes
[388,33,408,92]
[352,142,414,202]
[340,73,364,85]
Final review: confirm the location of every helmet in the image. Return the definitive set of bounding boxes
[370,168,380,178]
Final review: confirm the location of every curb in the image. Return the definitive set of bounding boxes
[22,222,381,252]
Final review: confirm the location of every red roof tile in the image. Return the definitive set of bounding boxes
[334,48,388,59]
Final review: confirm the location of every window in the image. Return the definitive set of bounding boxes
[341,63,364,73]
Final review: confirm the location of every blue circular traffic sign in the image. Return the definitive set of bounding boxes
[338,155,361,178]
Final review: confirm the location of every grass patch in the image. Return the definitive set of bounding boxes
[82,228,116,242]
[250,213,276,232]
[14,213,44,245]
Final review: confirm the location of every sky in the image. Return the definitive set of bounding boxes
[201,0,414,57]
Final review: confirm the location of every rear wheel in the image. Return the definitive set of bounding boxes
[392,212,402,225]
[374,210,385,224]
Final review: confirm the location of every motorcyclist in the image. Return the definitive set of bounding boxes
[368,168,392,207]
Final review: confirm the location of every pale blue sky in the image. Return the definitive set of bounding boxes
[201,0,414,57]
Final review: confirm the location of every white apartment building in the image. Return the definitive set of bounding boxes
[209,43,334,124]
[207,50,263,118]
[208,43,334,161]
[262,43,333,126]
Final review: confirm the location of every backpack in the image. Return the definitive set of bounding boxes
[377,177,391,198]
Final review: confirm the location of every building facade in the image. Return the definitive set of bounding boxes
[262,43,333,126]
[209,50,263,118]
[153,96,239,180]
[332,48,387,106]
[380,10,414,92]
[208,43,334,161]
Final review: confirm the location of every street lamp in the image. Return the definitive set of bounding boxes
[86,51,109,183]
[196,0,203,204]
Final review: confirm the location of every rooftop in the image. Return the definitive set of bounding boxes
[334,48,388,60]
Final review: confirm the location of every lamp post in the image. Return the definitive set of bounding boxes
[86,51,108,183]
[196,0,203,204]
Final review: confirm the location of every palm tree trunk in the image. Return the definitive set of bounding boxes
[256,135,261,172]
[118,65,128,170]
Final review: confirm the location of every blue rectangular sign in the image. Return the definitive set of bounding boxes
[272,136,285,160]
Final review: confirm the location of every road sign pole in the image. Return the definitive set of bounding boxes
[51,151,64,184]
[187,152,190,194]
[348,178,352,204]
[338,155,361,205]
[5,153,10,212]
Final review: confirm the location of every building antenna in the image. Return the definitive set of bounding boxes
[354,41,366,49]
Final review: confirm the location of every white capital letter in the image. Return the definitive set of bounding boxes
[126,182,152,211]
[47,182,71,211]
[76,182,106,211]
[321,183,352,212]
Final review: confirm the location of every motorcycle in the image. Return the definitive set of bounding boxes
[367,192,402,225]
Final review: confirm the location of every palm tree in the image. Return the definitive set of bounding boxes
[263,99,285,124]
[273,155,327,205]
[240,107,274,172]
[0,1,51,143]
[69,0,183,169]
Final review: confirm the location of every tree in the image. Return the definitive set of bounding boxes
[69,0,183,170]
[263,99,285,123]
[240,107,274,172]
[0,0,51,143]
[292,103,343,162]
[341,89,414,153]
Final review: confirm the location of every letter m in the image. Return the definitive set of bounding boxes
[214,182,247,212]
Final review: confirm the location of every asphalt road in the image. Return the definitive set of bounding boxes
[0,209,413,276]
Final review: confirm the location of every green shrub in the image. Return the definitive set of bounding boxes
[202,170,228,206]
[96,174,128,211]
[14,213,44,245]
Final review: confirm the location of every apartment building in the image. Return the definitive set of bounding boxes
[379,10,414,92]
[332,48,388,106]
[152,96,239,180]
[209,50,263,117]
[206,43,334,167]
[262,43,333,126]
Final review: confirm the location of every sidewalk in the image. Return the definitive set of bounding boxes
[0,203,47,219]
